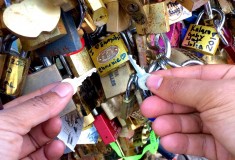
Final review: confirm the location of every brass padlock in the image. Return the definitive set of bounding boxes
[120,74,138,120]
[22,57,76,116]
[85,0,109,27]
[65,46,95,77]
[105,0,131,33]
[81,13,97,34]
[203,48,228,64]
[100,63,132,99]
[182,8,222,55]
[119,0,147,35]
[0,51,30,98]
[143,1,170,34]
[20,18,67,51]
[101,95,122,120]
[88,33,129,77]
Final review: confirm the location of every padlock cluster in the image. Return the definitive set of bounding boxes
[0,0,235,160]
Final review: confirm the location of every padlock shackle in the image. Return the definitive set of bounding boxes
[125,73,137,99]
[195,8,225,30]
[214,20,229,46]
[154,33,171,59]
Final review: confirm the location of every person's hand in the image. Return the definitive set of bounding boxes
[141,65,235,160]
[0,82,73,160]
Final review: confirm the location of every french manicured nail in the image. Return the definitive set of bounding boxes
[51,82,73,97]
[147,75,163,90]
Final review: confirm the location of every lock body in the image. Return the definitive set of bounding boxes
[100,63,132,99]
[101,95,122,120]
[135,35,148,68]
[93,112,121,145]
[85,0,108,27]
[22,64,76,116]
[65,47,95,77]
[89,33,129,77]
[0,55,30,97]
[143,2,170,34]
[20,18,67,51]
[182,24,220,55]
[120,91,137,119]
[36,11,82,57]
[106,1,131,33]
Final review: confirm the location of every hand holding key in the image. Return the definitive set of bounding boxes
[141,65,235,160]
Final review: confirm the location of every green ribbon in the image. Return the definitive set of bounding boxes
[110,131,159,160]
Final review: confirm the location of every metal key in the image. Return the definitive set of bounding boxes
[62,68,97,94]
[128,55,150,90]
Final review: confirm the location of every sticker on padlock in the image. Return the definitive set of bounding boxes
[167,1,192,25]
[88,33,129,77]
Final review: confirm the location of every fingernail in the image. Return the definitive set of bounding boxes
[147,75,163,90]
[51,82,73,97]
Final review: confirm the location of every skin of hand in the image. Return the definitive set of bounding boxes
[141,65,235,160]
[0,82,74,160]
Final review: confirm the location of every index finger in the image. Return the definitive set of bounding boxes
[0,82,74,135]
[152,64,235,80]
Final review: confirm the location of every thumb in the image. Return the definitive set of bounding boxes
[146,74,223,111]
[0,82,74,135]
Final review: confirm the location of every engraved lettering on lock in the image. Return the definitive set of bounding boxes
[97,45,119,64]
[98,53,127,73]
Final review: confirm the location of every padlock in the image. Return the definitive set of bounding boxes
[81,13,97,34]
[20,18,67,51]
[22,57,76,116]
[100,63,132,99]
[133,124,150,147]
[65,41,95,77]
[143,1,170,34]
[85,0,108,27]
[0,54,6,80]
[0,51,30,98]
[36,11,82,57]
[88,33,129,77]
[176,0,209,11]
[167,1,192,25]
[214,19,235,63]
[135,34,148,68]
[120,74,138,120]
[182,8,222,55]
[93,109,122,145]
[105,0,131,33]
[101,95,122,120]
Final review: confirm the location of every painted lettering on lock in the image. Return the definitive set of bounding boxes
[95,34,121,50]
[182,24,219,55]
